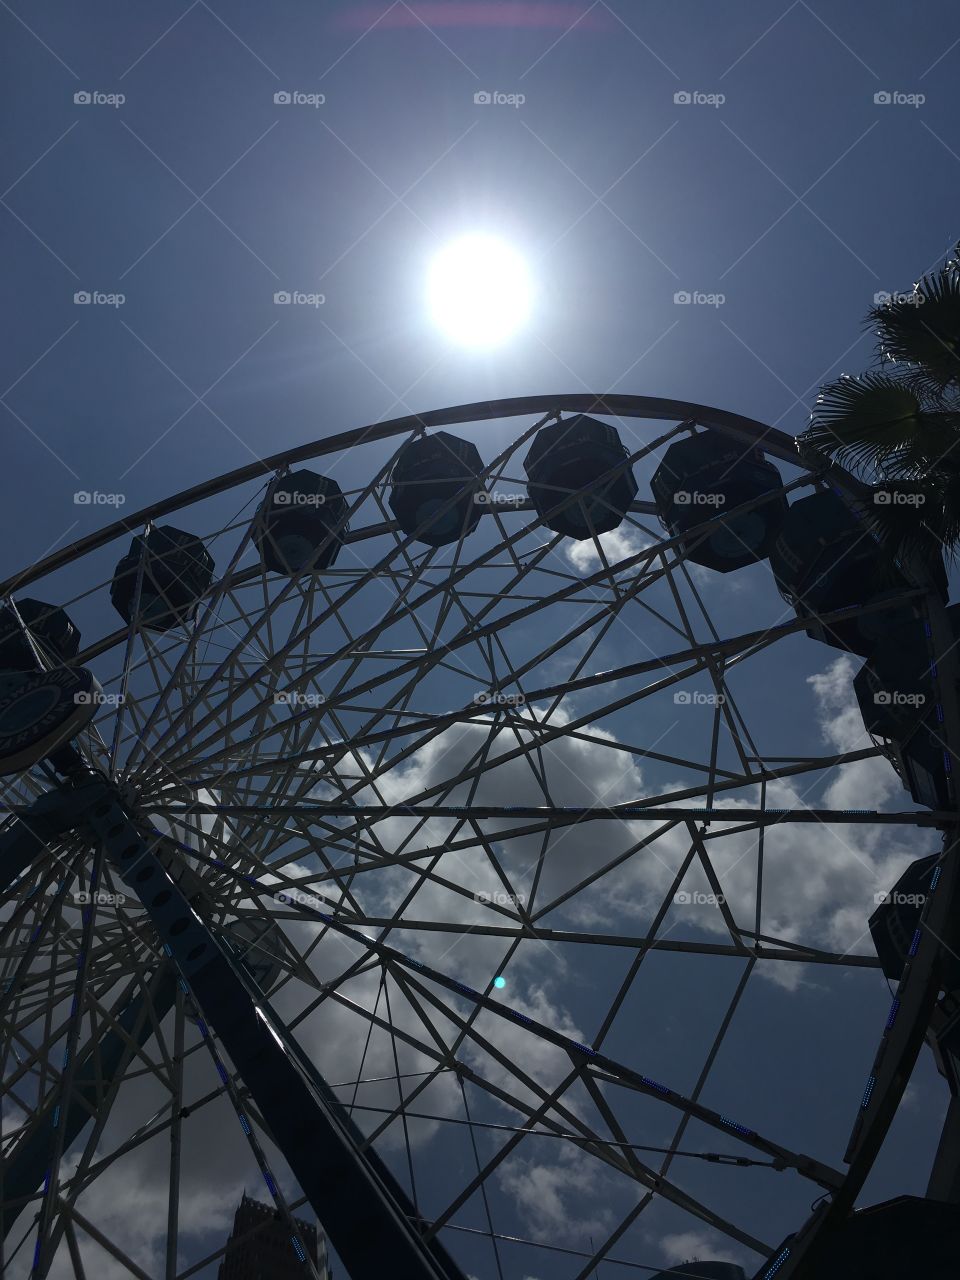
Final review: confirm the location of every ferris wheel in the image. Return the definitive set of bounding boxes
[1,394,958,1280]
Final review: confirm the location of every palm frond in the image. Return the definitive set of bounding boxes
[869,260,960,389]
[879,364,956,407]
[930,467,960,563]
[799,372,960,475]
[864,481,951,583]
[800,242,960,562]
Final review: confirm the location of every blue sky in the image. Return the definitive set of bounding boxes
[4,0,960,545]
[2,4,960,1279]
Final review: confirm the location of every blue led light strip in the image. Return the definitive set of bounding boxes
[761,1244,791,1277]
[860,1075,876,1109]
[718,1115,756,1138]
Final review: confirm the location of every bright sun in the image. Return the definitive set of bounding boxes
[428,234,532,348]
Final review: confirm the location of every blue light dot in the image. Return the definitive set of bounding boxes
[493,976,506,989]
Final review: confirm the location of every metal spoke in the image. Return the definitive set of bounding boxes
[3,395,954,1280]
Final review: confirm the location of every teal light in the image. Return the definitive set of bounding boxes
[493,976,506,989]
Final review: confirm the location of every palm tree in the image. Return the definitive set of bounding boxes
[797,241,960,570]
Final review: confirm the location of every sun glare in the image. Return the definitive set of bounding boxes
[428,234,532,348]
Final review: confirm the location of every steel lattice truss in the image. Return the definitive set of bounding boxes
[0,396,955,1280]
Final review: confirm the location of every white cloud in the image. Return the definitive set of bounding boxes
[660,1229,745,1268]
[496,1142,617,1244]
[564,525,652,573]
[5,638,933,1276]
[688,561,750,593]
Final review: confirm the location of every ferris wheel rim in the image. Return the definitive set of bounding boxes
[2,392,833,601]
[1,394,958,1280]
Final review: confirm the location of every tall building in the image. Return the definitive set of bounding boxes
[218,1193,332,1279]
